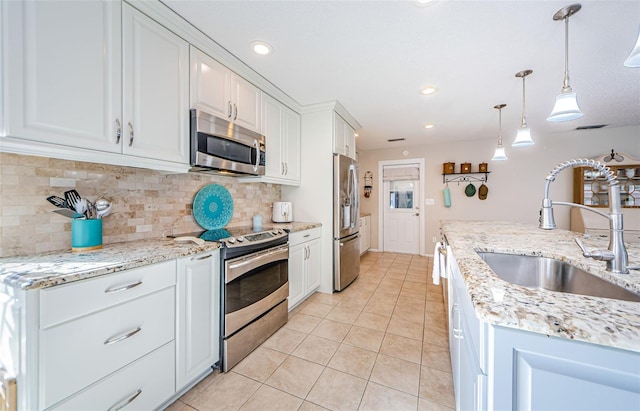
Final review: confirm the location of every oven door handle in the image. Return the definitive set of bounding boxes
[226,244,289,284]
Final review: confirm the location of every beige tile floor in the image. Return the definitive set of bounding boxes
[166,252,455,411]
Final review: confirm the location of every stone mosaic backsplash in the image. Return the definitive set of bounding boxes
[0,153,280,257]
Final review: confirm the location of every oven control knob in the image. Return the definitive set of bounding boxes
[237,236,245,242]
[227,237,236,244]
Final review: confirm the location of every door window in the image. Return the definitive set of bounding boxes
[389,181,414,209]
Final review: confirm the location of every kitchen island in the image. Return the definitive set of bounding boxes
[441,220,640,410]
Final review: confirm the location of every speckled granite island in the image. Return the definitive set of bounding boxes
[441,220,640,410]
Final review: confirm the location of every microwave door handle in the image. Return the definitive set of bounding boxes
[253,139,259,172]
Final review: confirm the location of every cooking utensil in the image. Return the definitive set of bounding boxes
[95,199,112,219]
[74,198,88,216]
[97,204,112,219]
[51,209,84,219]
[64,190,82,211]
[46,195,68,209]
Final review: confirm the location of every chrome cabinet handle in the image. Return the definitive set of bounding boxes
[281,162,285,175]
[193,254,213,261]
[128,122,134,147]
[303,234,310,238]
[233,103,238,120]
[115,119,121,144]
[104,281,142,294]
[227,101,232,118]
[452,304,463,339]
[104,327,142,345]
[284,162,288,175]
[108,389,142,411]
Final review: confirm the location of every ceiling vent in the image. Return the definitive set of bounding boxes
[575,124,607,130]
[387,138,406,142]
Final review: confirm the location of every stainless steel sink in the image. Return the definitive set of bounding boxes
[476,252,640,302]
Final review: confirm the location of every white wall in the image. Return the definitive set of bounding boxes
[358,125,640,254]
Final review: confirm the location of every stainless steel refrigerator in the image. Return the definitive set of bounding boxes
[334,154,360,291]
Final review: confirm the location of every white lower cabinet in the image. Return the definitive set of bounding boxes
[288,228,321,310]
[447,252,640,411]
[0,256,226,410]
[50,342,175,411]
[359,215,370,255]
[176,251,220,391]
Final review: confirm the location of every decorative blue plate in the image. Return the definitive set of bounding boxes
[193,184,233,230]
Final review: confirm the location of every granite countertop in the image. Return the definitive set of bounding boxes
[272,221,322,232]
[440,220,640,353]
[0,222,322,291]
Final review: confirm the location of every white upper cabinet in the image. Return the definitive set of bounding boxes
[333,113,356,160]
[4,0,122,153]
[2,1,190,171]
[190,46,261,133]
[122,4,189,164]
[257,94,301,185]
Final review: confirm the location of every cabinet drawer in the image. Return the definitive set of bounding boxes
[40,260,176,328]
[50,341,175,411]
[40,287,175,408]
[289,227,321,246]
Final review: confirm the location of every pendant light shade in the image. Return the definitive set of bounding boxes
[547,4,584,122]
[624,26,640,67]
[491,104,508,161]
[513,70,534,147]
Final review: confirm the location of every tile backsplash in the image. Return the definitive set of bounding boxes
[0,153,280,257]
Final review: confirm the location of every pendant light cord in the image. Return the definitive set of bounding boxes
[520,76,527,127]
[562,16,572,92]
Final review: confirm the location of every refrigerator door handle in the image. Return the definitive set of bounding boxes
[349,164,358,228]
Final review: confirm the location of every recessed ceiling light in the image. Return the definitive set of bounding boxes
[424,124,435,129]
[414,0,437,7]
[251,41,273,55]
[419,85,438,95]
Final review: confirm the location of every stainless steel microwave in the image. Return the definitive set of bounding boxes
[190,109,266,176]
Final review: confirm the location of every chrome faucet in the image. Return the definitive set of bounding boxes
[539,159,630,274]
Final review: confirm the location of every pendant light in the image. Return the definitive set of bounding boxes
[513,69,534,147]
[547,4,583,122]
[624,26,640,67]
[491,104,508,161]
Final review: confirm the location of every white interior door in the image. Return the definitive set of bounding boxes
[383,179,420,254]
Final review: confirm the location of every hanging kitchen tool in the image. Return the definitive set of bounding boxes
[465,183,476,197]
[443,183,451,208]
[64,190,82,211]
[46,195,68,209]
[479,183,489,200]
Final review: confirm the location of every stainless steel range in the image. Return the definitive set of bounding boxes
[173,226,289,371]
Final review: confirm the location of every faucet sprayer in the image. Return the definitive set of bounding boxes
[539,159,630,274]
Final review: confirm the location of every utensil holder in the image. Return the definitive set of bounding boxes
[71,219,103,252]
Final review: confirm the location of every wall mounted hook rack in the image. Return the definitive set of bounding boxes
[442,172,490,184]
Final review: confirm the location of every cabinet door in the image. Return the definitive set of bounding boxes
[345,123,356,160]
[122,4,189,164]
[190,46,232,119]
[231,75,261,133]
[4,0,121,152]
[288,243,306,310]
[262,94,284,178]
[306,239,321,293]
[176,251,220,390]
[333,114,347,156]
[282,106,301,183]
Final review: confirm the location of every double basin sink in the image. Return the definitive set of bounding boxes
[477,252,640,303]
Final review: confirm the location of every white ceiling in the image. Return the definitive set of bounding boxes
[162,0,640,151]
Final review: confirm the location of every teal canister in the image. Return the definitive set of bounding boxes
[71,219,103,251]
